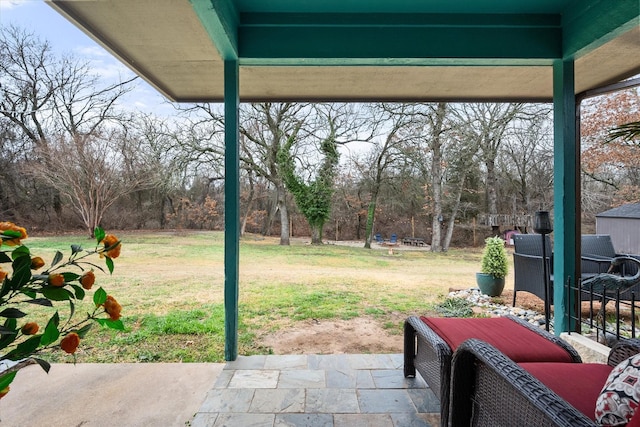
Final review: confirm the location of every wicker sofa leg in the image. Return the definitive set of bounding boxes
[404,319,416,378]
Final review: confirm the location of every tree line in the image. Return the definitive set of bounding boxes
[1,26,639,248]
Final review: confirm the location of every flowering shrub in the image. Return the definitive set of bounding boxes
[0,222,123,399]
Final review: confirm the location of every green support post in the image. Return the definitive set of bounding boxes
[552,59,580,334]
[224,59,240,361]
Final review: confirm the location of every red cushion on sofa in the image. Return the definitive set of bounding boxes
[420,316,574,362]
[520,362,613,421]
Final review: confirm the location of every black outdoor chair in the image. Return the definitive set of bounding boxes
[582,234,640,300]
[512,234,553,306]
[514,234,640,306]
[582,234,639,274]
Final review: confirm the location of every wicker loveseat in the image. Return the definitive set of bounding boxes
[403,315,581,426]
[513,234,640,305]
[449,338,640,427]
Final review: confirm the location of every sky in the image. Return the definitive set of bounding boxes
[0,0,175,117]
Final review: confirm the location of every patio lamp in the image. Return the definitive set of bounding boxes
[533,211,553,331]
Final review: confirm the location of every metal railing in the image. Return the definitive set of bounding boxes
[565,277,639,345]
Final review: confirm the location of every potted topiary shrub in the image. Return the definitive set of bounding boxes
[476,236,508,296]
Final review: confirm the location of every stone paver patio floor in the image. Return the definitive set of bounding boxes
[191,353,440,427]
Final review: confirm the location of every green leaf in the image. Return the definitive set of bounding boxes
[96,318,125,331]
[71,244,83,254]
[40,312,60,346]
[62,272,80,282]
[94,227,106,244]
[0,252,11,263]
[68,299,75,321]
[9,255,32,289]
[0,308,26,319]
[76,323,93,338]
[25,298,53,307]
[105,256,114,274]
[0,372,17,390]
[33,357,51,373]
[0,319,18,348]
[10,246,30,260]
[1,230,21,238]
[0,279,11,299]
[51,251,63,267]
[93,287,107,306]
[41,287,72,302]
[5,335,41,360]
[0,325,17,336]
[70,284,85,300]
[21,289,36,299]
[79,261,106,274]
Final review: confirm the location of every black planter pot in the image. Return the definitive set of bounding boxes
[475,272,505,297]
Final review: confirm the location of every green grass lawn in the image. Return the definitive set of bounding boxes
[18,231,512,363]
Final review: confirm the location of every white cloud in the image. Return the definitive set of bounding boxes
[74,45,110,58]
[0,0,30,11]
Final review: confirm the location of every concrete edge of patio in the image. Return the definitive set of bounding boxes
[561,332,610,363]
[0,362,224,427]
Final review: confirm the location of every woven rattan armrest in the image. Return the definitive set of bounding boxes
[403,315,581,427]
[450,338,594,427]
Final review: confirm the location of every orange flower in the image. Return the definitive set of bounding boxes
[60,333,80,354]
[0,268,7,282]
[0,221,27,246]
[79,270,95,290]
[100,234,121,259]
[31,256,45,270]
[103,295,122,321]
[21,322,39,335]
[48,273,65,287]
[0,386,9,399]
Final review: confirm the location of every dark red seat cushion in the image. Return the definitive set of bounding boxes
[420,316,574,362]
[520,362,613,421]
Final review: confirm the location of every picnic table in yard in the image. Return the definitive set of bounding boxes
[402,237,427,246]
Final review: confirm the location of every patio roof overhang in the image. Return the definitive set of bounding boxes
[48,0,639,103]
[47,0,640,360]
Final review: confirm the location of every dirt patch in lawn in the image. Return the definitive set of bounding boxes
[260,289,549,355]
[261,317,406,354]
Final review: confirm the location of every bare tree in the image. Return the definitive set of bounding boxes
[402,103,479,251]
[0,25,137,229]
[455,103,524,234]
[416,103,451,251]
[501,107,554,215]
[122,113,184,228]
[31,132,151,235]
[0,25,136,144]
[352,104,416,248]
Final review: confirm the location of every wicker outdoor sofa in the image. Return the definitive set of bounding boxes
[449,338,640,427]
[403,315,582,426]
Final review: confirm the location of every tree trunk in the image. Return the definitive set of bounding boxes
[277,184,290,245]
[364,186,379,249]
[159,196,166,229]
[486,159,500,235]
[311,226,322,244]
[364,202,375,249]
[241,173,256,237]
[430,102,447,252]
[263,194,277,236]
[442,178,465,251]
[431,215,442,252]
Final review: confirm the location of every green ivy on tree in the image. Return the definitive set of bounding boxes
[278,128,340,245]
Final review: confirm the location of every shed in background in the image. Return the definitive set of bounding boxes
[596,203,640,254]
